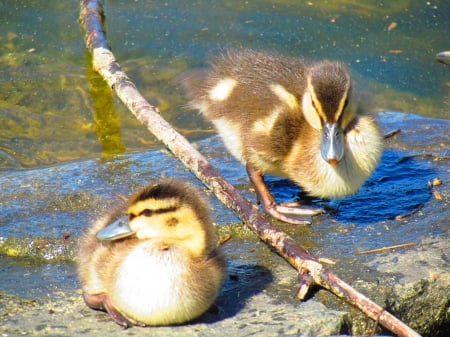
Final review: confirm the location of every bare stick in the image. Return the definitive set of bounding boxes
[397,153,450,163]
[355,243,417,255]
[78,1,421,336]
[395,203,425,221]
[383,128,401,139]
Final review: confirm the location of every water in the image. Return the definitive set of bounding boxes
[0,0,448,170]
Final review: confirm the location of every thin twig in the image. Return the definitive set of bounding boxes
[397,153,450,163]
[355,243,417,255]
[78,1,421,336]
[395,203,425,221]
[383,128,401,139]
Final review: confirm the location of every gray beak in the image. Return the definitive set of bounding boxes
[96,216,135,241]
[321,122,344,166]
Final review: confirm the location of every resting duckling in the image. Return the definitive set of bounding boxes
[183,49,383,224]
[77,179,226,327]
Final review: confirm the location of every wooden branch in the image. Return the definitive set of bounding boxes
[78,1,421,336]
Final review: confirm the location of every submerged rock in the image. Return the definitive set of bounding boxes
[0,112,449,336]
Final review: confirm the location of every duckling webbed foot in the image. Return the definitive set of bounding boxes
[276,201,324,216]
[83,292,145,328]
[267,201,324,225]
[246,165,324,225]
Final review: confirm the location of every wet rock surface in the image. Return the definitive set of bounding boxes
[0,112,449,336]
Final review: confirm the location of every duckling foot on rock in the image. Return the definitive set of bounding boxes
[83,293,145,328]
[246,165,324,225]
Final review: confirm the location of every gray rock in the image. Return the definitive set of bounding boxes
[1,112,449,336]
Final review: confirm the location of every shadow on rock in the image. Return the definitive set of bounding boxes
[197,262,273,323]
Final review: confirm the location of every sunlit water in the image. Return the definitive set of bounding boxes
[0,0,448,169]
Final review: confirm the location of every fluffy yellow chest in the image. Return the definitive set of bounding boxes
[285,115,382,199]
[111,242,193,325]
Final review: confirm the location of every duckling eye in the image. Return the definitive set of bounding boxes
[140,209,153,217]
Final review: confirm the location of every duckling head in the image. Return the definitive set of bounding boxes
[97,180,214,258]
[301,61,353,166]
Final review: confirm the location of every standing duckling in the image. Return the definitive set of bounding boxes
[183,49,383,224]
[77,179,226,327]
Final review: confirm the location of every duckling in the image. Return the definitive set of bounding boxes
[183,49,383,224]
[77,179,226,327]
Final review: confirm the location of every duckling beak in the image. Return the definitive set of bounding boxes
[96,216,135,241]
[321,122,344,166]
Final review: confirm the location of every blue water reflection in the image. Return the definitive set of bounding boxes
[267,150,436,225]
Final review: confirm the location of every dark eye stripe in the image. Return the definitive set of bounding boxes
[137,205,179,218]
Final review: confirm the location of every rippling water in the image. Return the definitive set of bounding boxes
[0,0,448,170]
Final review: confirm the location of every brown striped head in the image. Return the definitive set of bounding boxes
[98,179,215,257]
[302,61,353,165]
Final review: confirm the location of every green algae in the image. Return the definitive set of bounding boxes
[0,236,76,264]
